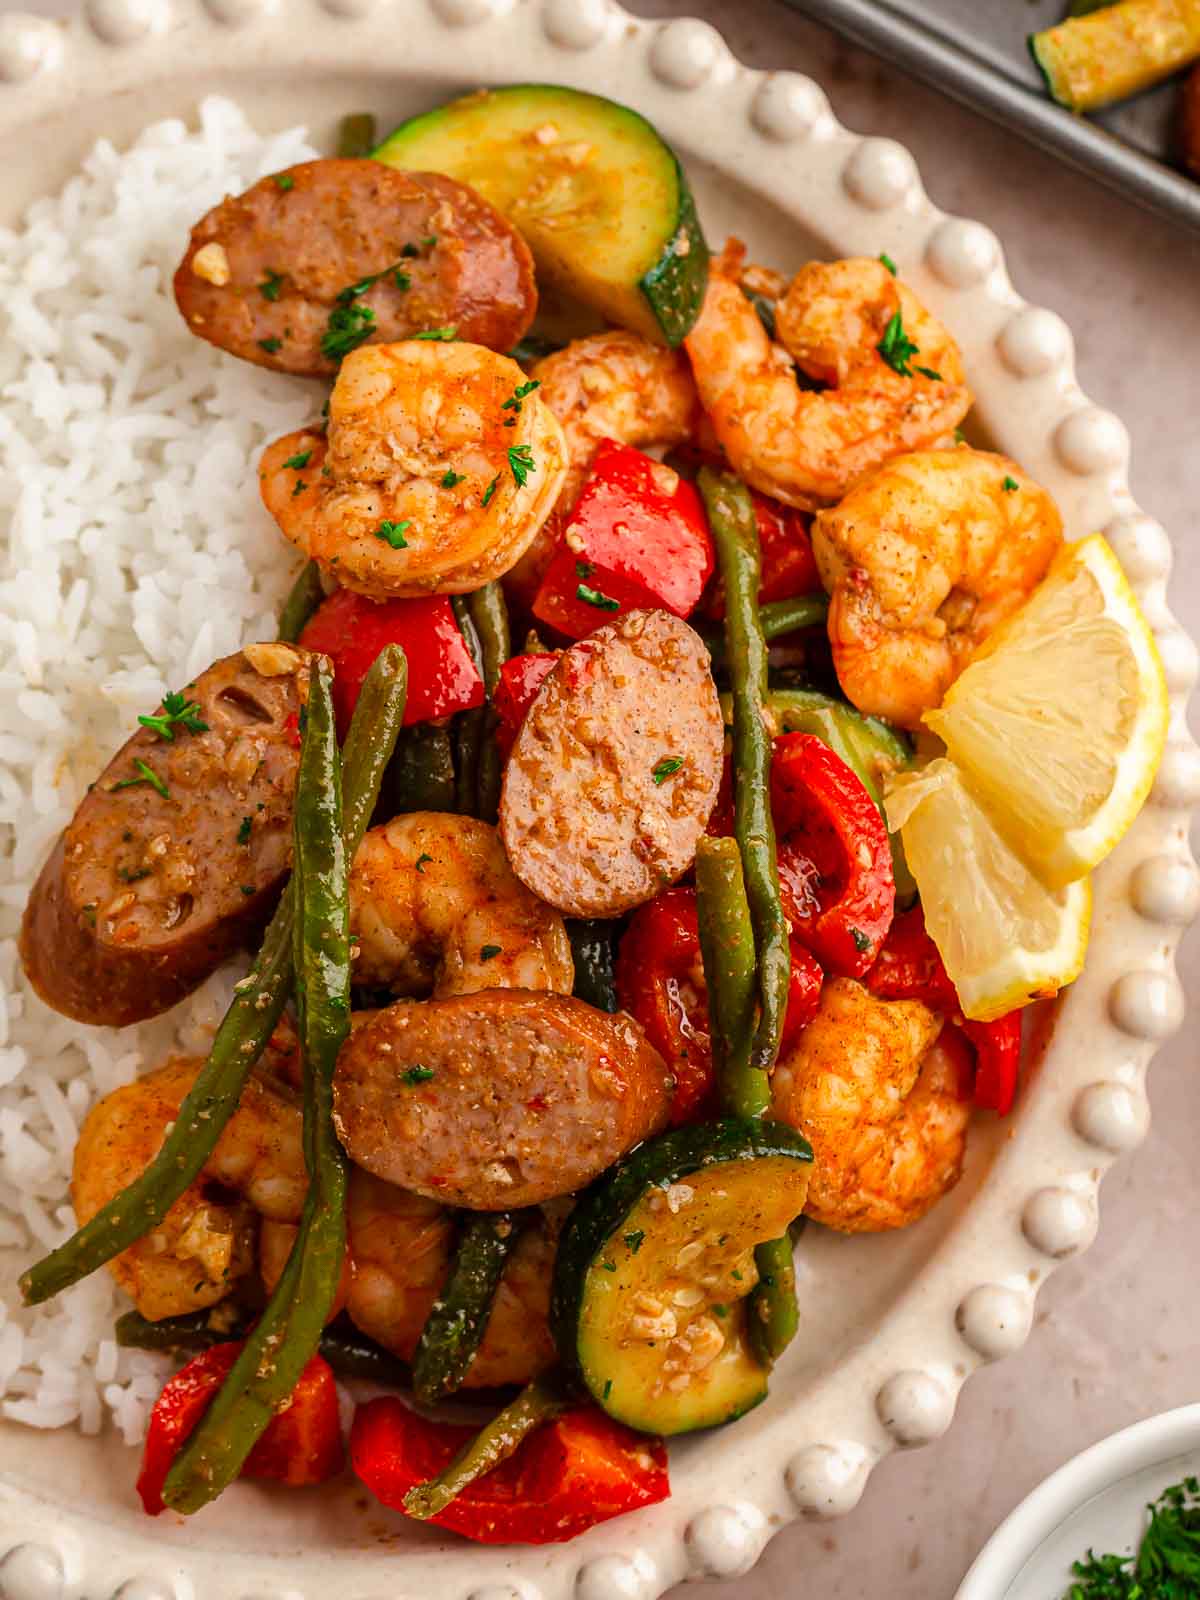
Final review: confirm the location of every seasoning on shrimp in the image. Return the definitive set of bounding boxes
[812,447,1063,728]
[684,245,972,509]
[260,341,568,599]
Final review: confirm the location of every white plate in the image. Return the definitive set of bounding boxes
[0,4,1198,1599]
[955,1405,1200,1599]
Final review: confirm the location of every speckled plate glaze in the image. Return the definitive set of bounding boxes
[0,4,1197,1599]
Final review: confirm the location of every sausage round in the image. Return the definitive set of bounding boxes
[20,644,308,1027]
[174,160,537,376]
[499,608,724,918]
[332,991,673,1209]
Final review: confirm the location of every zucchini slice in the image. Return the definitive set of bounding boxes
[1030,1,1200,112]
[374,84,709,347]
[412,1212,515,1405]
[550,1119,813,1436]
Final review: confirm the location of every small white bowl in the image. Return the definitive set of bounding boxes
[956,1405,1200,1600]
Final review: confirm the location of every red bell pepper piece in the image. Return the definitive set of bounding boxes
[136,1343,342,1515]
[771,732,895,978]
[494,650,559,758]
[532,439,714,639]
[866,903,1024,1114]
[616,887,823,1125]
[299,588,484,738]
[350,1397,669,1545]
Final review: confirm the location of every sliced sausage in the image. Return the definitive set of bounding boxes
[499,608,723,918]
[174,160,536,376]
[332,991,673,1209]
[20,644,309,1027]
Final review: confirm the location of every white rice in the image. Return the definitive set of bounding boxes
[0,98,324,1444]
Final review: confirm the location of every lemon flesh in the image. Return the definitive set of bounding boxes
[924,535,1168,888]
[886,760,1092,1021]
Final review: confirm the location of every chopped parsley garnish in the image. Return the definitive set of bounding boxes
[441,469,464,488]
[1057,1475,1200,1599]
[480,944,503,962]
[623,1230,644,1254]
[237,816,252,845]
[112,759,170,799]
[712,1304,728,1318]
[652,756,683,785]
[292,479,307,498]
[400,242,421,259]
[1002,475,1019,493]
[413,325,458,341]
[415,853,434,873]
[138,691,209,743]
[282,449,312,471]
[879,251,898,276]
[914,364,943,382]
[240,885,255,896]
[336,261,413,305]
[850,927,872,953]
[600,1259,617,1273]
[321,302,376,361]
[374,519,411,549]
[257,337,283,354]
[953,427,967,444]
[502,378,541,412]
[401,1065,436,1085]
[731,1267,743,1281]
[273,174,295,191]
[575,559,595,579]
[875,310,921,377]
[602,1378,613,1400]
[507,443,536,487]
[116,865,151,884]
[481,474,501,508]
[258,270,285,302]
[576,583,620,612]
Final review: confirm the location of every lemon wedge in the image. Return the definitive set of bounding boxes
[923,534,1168,888]
[886,759,1092,1021]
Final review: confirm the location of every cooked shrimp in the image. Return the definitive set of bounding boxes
[261,340,568,600]
[72,1056,305,1320]
[812,448,1063,728]
[684,246,971,509]
[349,811,574,996]
[259,1219,352,1323]
[343,1168,558,1387]
[505,330,700,601]
[771,977,970,1232]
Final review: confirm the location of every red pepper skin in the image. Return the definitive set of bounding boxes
[616,888,715,1126]
[532,440,714,639]
[494,651,559,758]
[771,733,895,979]
[350,1397,669,1545]
[866,904,1024,1114]
[963,1012,1023,1115]
[616,889,823,1123]
[299,588,484,738]
[136,1344,342,1515]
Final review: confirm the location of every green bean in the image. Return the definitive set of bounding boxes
[115,1308,418,1389]
[694,837,764,1119]
[403,1374,572,1521]
[467,583,511,822]
[566,920,619,1013]
[748,1236,798,1366]
[336,112,377,159]
[698,467,790,1078]
[412,1212,516,1405]
[701,593,829,667]
[380,722,456,817]
[20,648,406,1307]
[163,658,352,1513]
[277,559,325,643]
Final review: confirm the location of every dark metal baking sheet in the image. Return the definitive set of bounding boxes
[784,0,1200,235]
